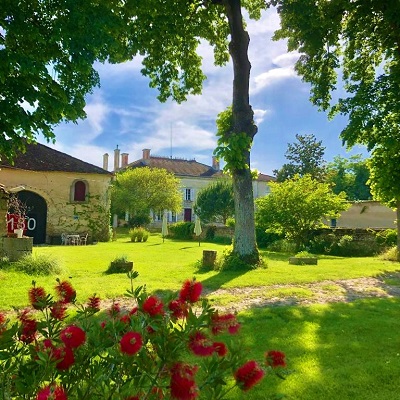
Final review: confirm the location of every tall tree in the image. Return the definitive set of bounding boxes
[270,0,400,252]
[273,134,326,182]
[0,1,129,160]
[326,155,371,201]
[112,168,182,219]
[194,180,234,224]
[368,146,400,260]
[256,175,349,250]
[2,1,268,262]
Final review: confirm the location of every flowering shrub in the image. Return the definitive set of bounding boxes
[0,273,286,399]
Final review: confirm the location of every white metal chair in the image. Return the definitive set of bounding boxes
[80,233,88,245]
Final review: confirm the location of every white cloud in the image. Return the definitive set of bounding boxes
[84,93,110,135]
[252,67,297,93]
[253,108,270,125]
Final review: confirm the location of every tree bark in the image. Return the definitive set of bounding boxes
[225,0,259,261]
[397,201,400,262]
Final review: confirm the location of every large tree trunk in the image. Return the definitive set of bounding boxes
[225,0,259,261]
[397,201,400,262]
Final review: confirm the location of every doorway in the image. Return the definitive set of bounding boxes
[17,191,47,244]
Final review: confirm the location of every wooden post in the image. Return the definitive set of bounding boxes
[202,250,217,269]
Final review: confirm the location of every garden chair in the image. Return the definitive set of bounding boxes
[80,233,88,245]
[61,233,68,245]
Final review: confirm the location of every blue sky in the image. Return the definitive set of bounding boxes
[43,8,369,176]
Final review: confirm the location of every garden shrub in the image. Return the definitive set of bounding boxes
[376,229,397,248]
[216,245,266,271]
[0,274,286,399]
[128,214,151,228]
[379,246,398,261]
[205,225,217,241]
[13,253,64,276]
[129,227,150,242]
[256,227,284,249]
[168,222,195,240]
[267,239,297,254]
[106,255,133,274]
[225,217,235,228]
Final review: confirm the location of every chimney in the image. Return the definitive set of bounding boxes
[142,149,151,160]
[114,146,120,171]
[121,153,129,168]
[212,156,220,171]
[103,153,109,171]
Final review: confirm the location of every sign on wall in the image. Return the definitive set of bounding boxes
[6,213,36,233]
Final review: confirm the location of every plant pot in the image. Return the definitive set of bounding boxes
[14,228,24,238]
[109,261,133,273]
[289,257,318,265]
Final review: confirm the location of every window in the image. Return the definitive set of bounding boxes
[185,188,193,201]
[72,180,88,202]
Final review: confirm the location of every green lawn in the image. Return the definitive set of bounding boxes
[1,233,398,310]
[1,234,400,399]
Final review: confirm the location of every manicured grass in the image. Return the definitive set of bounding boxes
[1,233,399,310]
[227,298,400,400]
[1,234,399,399]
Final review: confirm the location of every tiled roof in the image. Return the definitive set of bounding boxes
[125,157,223,178]
[257,173,276,182]
[0,142,111,175]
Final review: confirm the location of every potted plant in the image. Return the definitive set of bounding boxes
[7,194,28,238]
[106,255,134,274]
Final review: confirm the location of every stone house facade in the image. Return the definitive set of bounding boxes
[107,148,275,224]
[0,143,113,244]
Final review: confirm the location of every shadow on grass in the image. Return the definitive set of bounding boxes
[236,297,400,400]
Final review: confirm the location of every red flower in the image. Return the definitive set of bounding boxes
[54,346,75,370]
[213,342,228,357]
[120,314,131,325]
[55,281,76,303]
[18,310,37,343]
[170,363,198,400]
[36,384,67,400]
[87,295,101,311]
[234,360,265,391]
[265,350,286,368]
[29,286,47,310]
[188,331,215,357]
[168,299,188,320]
[211,312,240,335]
[0,312,6,336]
[129,306,138,315]
[120,331,143,355]
[60,325,86,348]
[124,397,139,400]
[179,280,202,303]
[143,296,164,316]
[108,302,121,317]
[50,301,67,320]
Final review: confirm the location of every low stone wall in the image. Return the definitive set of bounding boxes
[0,236,33,261]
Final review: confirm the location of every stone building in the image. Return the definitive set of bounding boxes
[0,143,113,244]
[106,148,274,223]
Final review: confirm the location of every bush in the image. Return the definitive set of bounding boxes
[0,274,286,399]
[129,227,150,242]
[379,246,398,261]
[128,214,151,228]
[205,225,217,241]
[216,245,266,271]
[13,253,64,276]
[376,229,397,247]
[256,227,284,249]
[106,255,133,274]
[168,222,195,240]
[267,239,297,254]
[225,217,235,228]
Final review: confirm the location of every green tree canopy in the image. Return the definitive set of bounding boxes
[273,134,326,182]
[326,155,371,201]
[255,175,349,250]
[3,0,270,262]
[111,167,182,218]
[194,180,234,224]
[271,0,400,151]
